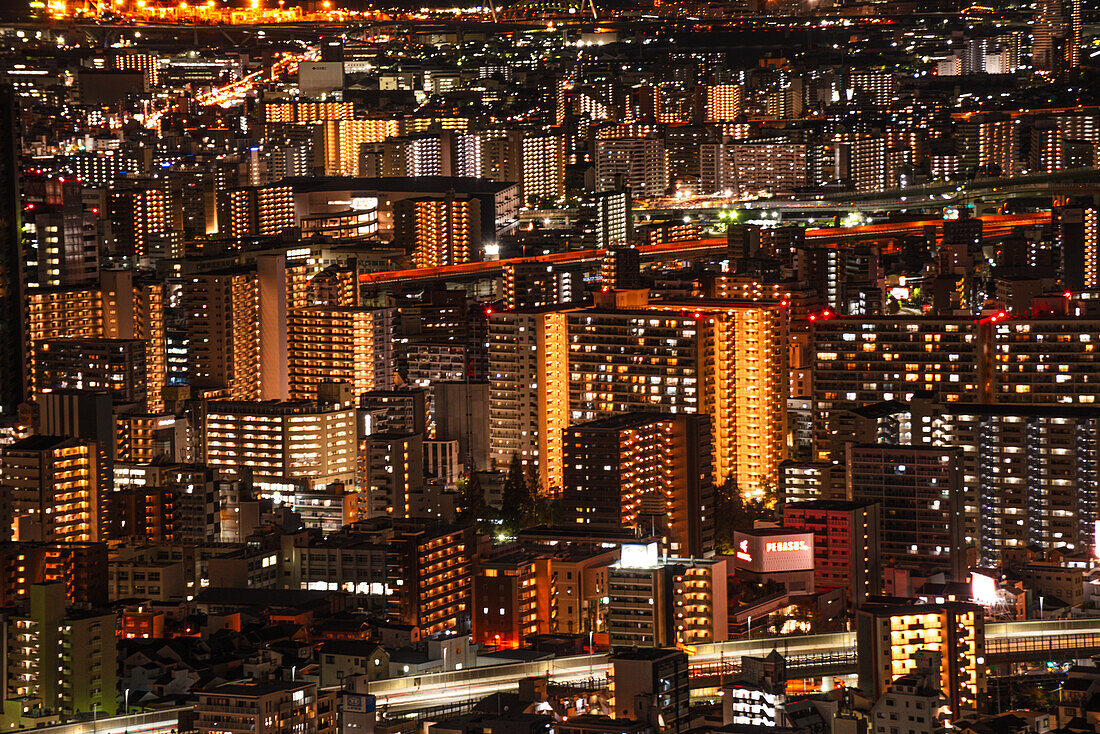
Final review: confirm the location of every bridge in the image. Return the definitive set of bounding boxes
[368,617,1100,715]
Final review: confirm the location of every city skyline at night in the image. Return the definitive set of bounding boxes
[0,0,1095,732]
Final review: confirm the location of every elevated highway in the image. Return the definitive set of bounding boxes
[369,617,1100,715]
[358,212,1050,288]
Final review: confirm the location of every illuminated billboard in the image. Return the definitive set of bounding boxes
[732,530,814,573]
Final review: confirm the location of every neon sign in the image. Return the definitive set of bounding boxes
[765,540,809,553]
[736,539,752,562]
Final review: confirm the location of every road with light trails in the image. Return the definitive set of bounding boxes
[140,46,319,129]
[367,617,1100,715]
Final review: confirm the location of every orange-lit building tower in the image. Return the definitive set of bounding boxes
[566,290,787,497]
[487,309,569,487]
[101,270,166,412]
[288,307,394,401]
[395,194,481,268]
[198,399,357,485]
[472,549,554,648]
[563,413,715,558]
[321,119,401,176]
[857,602,985,716]
[24,286,102,398]
[25,273,165,411]
[489,290,787,496]
[107,182,182,263]
[183,255,288,401]
[2,436,100,544]
[257,184,295,236]
[705,84,743,123]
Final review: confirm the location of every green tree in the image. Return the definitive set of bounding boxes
[458,471,496,531]
[501,453,539,532]
[713,475,776,553]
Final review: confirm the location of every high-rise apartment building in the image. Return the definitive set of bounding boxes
[184,255,288,401]
[811,317,985,461]
[705,84,743,122]
[321,119,400,176]
[907,400,1100,566]
[100,270,166,412]
[566,290,787,496]
[288,307,394,400]
[488,310,569,482]
[782,499,881,606]
[595,137,668,198]
[36,338,147,404]
[23,178,98,289]
[107,181,183,264]
[607,543,728,650]
[25,273,166,411]
[1033,0,1081,75]
[394,194,481,268]
[2,436,100,543]
[360,431,424,518]
[490,290,787,495]
[198,400,356,485]
[846,443,964,578]
[385,522,473,636]
[472,549,552,648]
[857,602,984,716]
[520,134,566,202]
[563,413,715,558]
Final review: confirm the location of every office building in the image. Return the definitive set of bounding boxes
[731,527,815,593]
